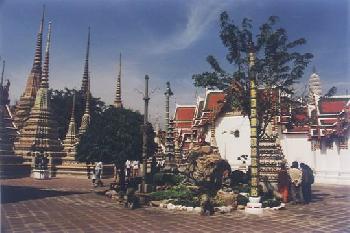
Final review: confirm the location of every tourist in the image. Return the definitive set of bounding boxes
[132,161,139,177]
[277,163,290,203]
[288,161,304,204]
[125,160,131,178]
[95,161,103,187]
[300,163,314,204]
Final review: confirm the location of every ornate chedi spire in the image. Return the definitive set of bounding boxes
[81,27,90,94]
[114,53,123,108]
[79,78,91,135]
[14,6,46,130]
[309,66,322,100]
[14,22,62,161]
[63,94,78,160]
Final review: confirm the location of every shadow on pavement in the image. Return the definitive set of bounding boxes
[0,185,85,204]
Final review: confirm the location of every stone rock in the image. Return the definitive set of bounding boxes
[105,190,118,198]
[237,205,245,210]
[174,205,182,210]
[167,203,175,210]
[150,201,161,207]
[186,207,194,212]
[216,190,237,206]
[193,207,202,214]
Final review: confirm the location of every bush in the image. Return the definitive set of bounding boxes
[237,194,249,206]
[261,199,281,208]
[149,185,193,201]
[153,173,184,186]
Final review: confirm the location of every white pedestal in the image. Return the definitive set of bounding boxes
[245,196,263,215]
[32,169,50,180]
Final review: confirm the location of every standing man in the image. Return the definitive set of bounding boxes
[288,161,304,204]
[95,161,103,187]
[300,163,314,204]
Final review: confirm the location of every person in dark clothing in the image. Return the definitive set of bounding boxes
[278,163,290,203]
[300,163,314,204]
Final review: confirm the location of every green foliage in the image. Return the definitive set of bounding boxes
[193,13,313,137]
[76,107,156,166]
[153,173,184,186]
[236,194,249,206]
[49,88,105,140]
[324,86,337,97]
[149,185,194,201]
[261,199,281,208]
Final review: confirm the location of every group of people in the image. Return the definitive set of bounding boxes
[278,161,314,204]
[125,160,140,178]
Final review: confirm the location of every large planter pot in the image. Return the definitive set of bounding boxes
[248,196,261,203]
[32,169,50,180]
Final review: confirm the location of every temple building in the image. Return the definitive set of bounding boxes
[173,70,350,184]
[0,61,31,178]
[14,7,45,130]
[14,22,63,165]
[62,94,78,160]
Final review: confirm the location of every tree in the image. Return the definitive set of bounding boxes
[324,86,337,97]
[193,13,313,137]
[76,106,157,189]
[49,88,106,140]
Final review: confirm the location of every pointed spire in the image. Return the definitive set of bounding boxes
[31,5,45,75]
[40,21,52,89]
[81,27,90,93]
[79,78,91,135]
[70,94,76,121]
[114,53,123,108]
[312,66,316,74]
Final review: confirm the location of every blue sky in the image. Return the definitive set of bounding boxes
[0,0,349,125]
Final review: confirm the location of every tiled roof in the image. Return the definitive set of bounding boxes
[175,106,196,121]
[204,92,225,111]
[175,122,192,129]
[319,98,349,114]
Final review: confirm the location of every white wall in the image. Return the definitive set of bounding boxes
[205,115,251,170]
[204,115,350,184]
[280,133,350,184]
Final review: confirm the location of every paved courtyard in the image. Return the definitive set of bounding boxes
[1,177,350,233]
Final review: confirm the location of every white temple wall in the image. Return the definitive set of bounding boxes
[280,133,350,185]
[204,115,350,184]
[205,115,251,170]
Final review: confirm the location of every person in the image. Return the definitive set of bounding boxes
[288,161,304,204]
[125,160,131,178]
[132,161,139,177]
[95,161,103,187]
[300,163,314,204]
[278,163,290,203]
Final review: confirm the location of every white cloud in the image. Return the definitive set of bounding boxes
[150,0,228,54]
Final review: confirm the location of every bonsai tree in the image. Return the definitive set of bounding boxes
[76,106,156,190]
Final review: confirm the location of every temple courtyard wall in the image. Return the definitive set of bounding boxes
[206,115,350,185]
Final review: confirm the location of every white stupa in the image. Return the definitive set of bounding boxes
[308,67,322,100]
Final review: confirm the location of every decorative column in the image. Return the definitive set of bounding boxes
[248,41,259,198]
[164,82,173,132]
[141,75,150,193]
[114,53,123,108]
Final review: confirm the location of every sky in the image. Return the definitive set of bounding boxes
[0,0,349,126]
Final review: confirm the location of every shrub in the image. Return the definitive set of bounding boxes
[237,194,249,206]
[153,173,184,186]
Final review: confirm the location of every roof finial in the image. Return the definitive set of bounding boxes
[40,21,52,88]
[32,5,45,75]
[70,93,76,121]
[312,66,316,74]
[81,27,90,93]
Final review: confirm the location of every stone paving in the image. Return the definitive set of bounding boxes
[1,177,350,233]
